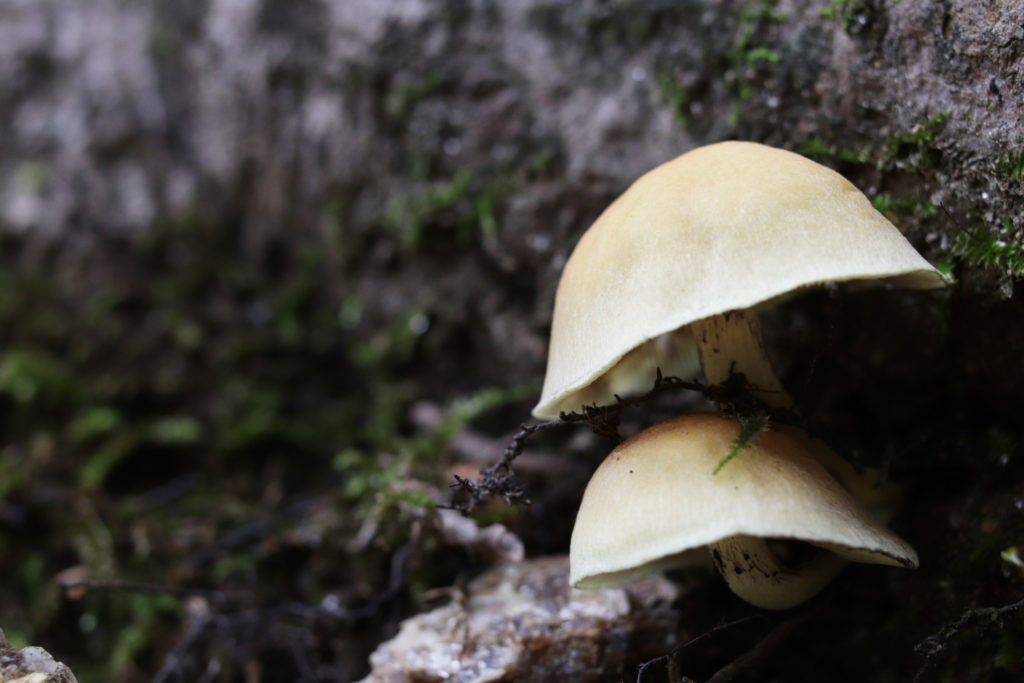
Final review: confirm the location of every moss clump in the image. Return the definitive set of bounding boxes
[796,137,871,167]
[993,149,1024,180]
[383,171,474,250]
[742,46,781,65]
[653,63,690,129]
[819,0,878,35]
[527,0,695,54]
[949,220,1024,278]
[731,0,786,96]
[384,71,446,120]
[335,382,535,525]
[884,113,949,171]
[870,193,939,220]
[725,0,786,125]
[713,413,769,475]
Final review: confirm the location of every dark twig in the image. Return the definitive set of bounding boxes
[939,202,973,239]
[445,369,801,513]
[912,595,1024,682]
[444,370,698,512]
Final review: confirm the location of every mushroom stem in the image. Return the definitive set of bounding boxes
[695,310,833,609]
[708,535,846,610]
[692,308,792,409]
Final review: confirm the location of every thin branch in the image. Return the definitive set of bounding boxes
[912,595,1024,682]
[445,369,801,513]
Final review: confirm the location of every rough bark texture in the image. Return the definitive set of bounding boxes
[1,1,1023,682]
[3,1,1022,241]
[2,0,1023,379]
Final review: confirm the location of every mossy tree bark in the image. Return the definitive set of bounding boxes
[1,1,1022,681]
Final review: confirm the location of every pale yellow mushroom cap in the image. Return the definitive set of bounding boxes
[569,413,918,590]
[533,141,948,419]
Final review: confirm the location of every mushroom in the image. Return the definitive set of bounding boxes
[533,141,948,418]
[569,413,917,610]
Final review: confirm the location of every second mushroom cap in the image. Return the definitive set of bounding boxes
[570,413,917,608]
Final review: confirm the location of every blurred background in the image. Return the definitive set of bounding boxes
[1,1,1022,681]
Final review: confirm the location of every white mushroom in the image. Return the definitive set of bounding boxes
[569,413,917,610]
[534,141,947,418]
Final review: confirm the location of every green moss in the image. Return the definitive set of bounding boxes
[0,348,76,405]
[870,193,939,219]
[727,0,786,123]
[818,0,877,34]
[796,137,870,166]
[77,428,143,490]
[475,192,498,240]
[380,139,557,254]
[949,220,1024,277]
[993,149,1024,179]
[738,0,786,23]
[653,64,690,129]
[334,383,536,529]
[890,113,948,147]
[933,252,957,278]
[884,113,949,171]
[384,71,445,119]
[384,171,473,250]
[528,0,694,54]
[108,594,181,676]
[713,413,768,475]
[743,46,781,65]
